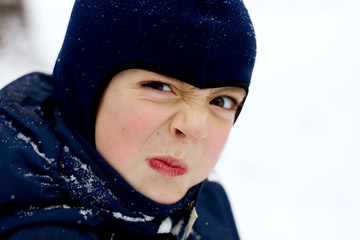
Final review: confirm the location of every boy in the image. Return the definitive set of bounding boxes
[0,0,256,239]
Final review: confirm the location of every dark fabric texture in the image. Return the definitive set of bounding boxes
[0,73,241,239]
[53,0,257,141]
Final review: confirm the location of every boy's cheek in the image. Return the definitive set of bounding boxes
[110,105,168,147]
[204,127,231,169]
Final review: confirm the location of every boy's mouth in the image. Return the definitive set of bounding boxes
[148,156,188,177]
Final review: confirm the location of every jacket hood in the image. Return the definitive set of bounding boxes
[52,0,257,142]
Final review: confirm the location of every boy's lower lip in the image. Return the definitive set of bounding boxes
[148,157,188,177]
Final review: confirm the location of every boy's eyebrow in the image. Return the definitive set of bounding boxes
[160,77,246,94]
[144,71,247,99]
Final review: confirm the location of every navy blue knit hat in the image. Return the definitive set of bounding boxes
[53,0,256,141]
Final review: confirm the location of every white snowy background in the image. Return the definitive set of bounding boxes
[1,1,360,239]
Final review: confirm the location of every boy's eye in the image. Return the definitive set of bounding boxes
[210,96,237,110]
[141,81,172,92]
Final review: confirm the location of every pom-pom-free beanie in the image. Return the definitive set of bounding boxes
[53,0,256,141]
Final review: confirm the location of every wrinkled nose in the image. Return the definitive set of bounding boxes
[170,105,209,142]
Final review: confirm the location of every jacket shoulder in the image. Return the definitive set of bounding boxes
[0,72,55,123]
[1,72,52,95]
[191,180,240,240]
[0,72,62,214]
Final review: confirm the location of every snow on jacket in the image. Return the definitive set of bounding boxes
[0,73,240,239]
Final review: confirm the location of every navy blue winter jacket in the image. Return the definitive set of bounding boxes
[0,73,240,239]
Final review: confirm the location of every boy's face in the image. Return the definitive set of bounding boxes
[95,69,246,204]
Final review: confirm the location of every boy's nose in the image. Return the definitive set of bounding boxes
[170,105,209,142]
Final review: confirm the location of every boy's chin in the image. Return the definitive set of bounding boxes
[143,188,187,205]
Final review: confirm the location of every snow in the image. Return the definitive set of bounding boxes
[16,132,55,165]
[17,204,71,219]
[157,217,172,234]
[1,0,360,239]
[215,1,360,240]
[112,212,154,222]
[43,205,71,210]
[170,219,184,236]
[79,209,92,220]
